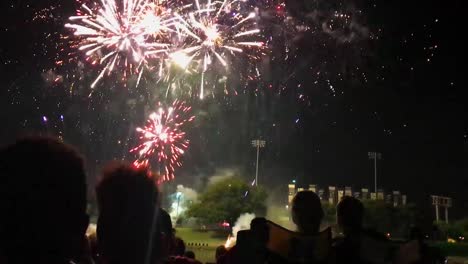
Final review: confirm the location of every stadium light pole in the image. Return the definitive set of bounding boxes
[175,192,182,218]
[252,139,266,187]
[368,152,382,193]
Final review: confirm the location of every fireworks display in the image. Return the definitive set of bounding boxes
[63,0,264,180]
[130,100,195,182]
[42,0,373,181]
[2,0,463,202]
[65,0,178,88]
[168,0,263,99]
[66,0,263,95]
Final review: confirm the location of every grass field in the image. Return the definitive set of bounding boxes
[175,227,227,263]
[176,227,227,247]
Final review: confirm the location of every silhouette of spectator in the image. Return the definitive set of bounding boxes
[184,250,196,259]
[248,217,275,263]
[165,236,203,264]
[292,191,324,235]
[167,249,202,264]
[288,191,334,263]
[337,196,364,236]
[333,196,391,264]
[0,137,89,264]
[159,208,175,257]
[218,217,277,264]
[173,237,186,256]
[96,163,160,264]
[215,246,227,261]
[250,217,270,246]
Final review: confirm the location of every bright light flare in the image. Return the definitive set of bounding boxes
[225,235,235,248]
[130,100,195,182]
[169,0,263,98]
[66,0,177,88]
[170,51,193,69]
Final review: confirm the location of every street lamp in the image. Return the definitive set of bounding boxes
[251,139,266,187]
[368,152,382,193]
[175,192,182,218]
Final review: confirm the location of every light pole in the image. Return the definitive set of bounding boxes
[251,139,266,187]
[175,192,182,219]
[368,152,382,193]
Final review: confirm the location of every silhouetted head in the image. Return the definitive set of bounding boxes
[292,191,323,235]
[96,163,159,264]
[250,217,270,245]
[0,137,89,263]
[158,208,174,258]
[158,208,173,239]
[336,196,364,234]
[185,250,196,259]
[173,237,186,256]
[215,246,227,260]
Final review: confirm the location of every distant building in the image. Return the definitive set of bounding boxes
[377,189,385,200]
[329,186,337,204]
[361,188,369,200]
[345,186,352,197]
[338,189,344,202]
[309,184,317,193]
[385,194,392,204]
[393,191,401,207]
[287,182,407,207]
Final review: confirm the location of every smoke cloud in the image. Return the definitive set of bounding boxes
[168,185,198,221]
[207,168,239,186]
[232,213,256,238]
[176,184,198,201]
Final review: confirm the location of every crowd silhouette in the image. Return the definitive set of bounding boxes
[0,137,445,264]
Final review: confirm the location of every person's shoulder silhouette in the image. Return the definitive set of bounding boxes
[334,196,392,264]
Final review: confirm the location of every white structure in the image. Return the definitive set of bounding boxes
[251,139,266,186]
[431,195,452,223]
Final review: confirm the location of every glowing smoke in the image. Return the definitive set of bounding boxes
[225,212,256,248]
[175,184,198,201]
[232,212,256,237]
[169,184,198,222]
[207,168,238,186]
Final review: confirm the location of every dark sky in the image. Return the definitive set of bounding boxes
[0,0,466,216]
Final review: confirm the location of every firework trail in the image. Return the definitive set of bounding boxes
[130,100,194,182]
[169,0,263,99]
[66,0,179,88]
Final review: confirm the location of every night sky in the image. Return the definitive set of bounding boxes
[0,0,466,216]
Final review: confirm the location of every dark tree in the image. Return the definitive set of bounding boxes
[187,177,267,225]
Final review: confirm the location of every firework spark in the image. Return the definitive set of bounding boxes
[130,100,194,182]
[169,0,264,99]
[66,0,179,88]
